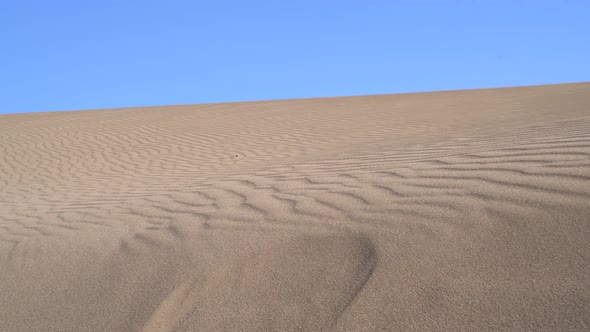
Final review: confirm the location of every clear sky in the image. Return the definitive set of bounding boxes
[1,1,588,114]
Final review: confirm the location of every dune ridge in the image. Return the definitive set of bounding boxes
[1,82,589,331]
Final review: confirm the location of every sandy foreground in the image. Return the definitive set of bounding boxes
[0,83,589,331]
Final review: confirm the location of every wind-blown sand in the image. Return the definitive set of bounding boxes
[1,82,589,331]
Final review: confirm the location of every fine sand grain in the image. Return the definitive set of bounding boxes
[1,82,589,331]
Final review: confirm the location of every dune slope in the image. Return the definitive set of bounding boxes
[1,82,589,331]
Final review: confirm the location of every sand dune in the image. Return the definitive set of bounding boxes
[1,82,589,331]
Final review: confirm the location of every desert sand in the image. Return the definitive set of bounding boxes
[0,82,589,331]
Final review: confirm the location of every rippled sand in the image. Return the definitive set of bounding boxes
[1,82,589,331]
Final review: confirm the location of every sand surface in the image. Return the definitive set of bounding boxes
[1,83,589,331]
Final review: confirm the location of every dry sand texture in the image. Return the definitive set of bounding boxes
[1,82,589,331]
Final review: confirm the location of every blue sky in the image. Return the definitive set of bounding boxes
[1,1,588,114]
